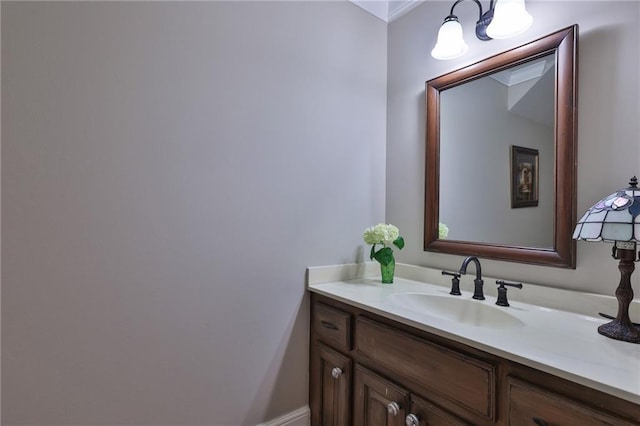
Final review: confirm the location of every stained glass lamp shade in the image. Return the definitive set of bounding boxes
[573,176,640,343]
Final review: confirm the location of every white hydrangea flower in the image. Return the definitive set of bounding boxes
[439,222,449,239]
[363,223,400,246]
[378,224,399,245]
[362,226,383,245]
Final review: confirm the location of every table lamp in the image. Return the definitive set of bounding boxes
[573,176,640,344]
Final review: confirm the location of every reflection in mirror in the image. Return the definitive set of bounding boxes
[424,25,578,268]
[439,53,555,248]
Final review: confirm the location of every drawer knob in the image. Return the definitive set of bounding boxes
[532,418,548,426]
[405,413,419,426]
[331,367,343,379]
[387,401,400,417]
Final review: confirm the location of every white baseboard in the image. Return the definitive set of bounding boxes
[257,406,310,426]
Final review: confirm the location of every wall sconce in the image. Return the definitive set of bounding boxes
[573,177,640,344]
[431,0,533,60]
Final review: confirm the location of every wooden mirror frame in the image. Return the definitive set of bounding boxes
[424,25,578,268]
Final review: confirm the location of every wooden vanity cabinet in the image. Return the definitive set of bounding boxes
[309,292,640,425]
[310,293,488,425]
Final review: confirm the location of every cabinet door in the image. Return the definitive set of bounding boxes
[310,342,352,426]
[354,365,409,426]
[508,377,637,426]
[405,394,471,426]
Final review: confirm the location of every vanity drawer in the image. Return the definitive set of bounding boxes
[507,377,637,426]
[313,302,352,351]
[355,317,496,420]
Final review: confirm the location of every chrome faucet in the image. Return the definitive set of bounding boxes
[459,256,485,300]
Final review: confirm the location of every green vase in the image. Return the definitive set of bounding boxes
[380,256,395,284]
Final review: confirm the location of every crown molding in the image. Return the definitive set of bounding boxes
[349,0,423,23]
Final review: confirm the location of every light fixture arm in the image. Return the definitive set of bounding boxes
[446,0,495,41]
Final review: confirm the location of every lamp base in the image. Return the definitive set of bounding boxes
[598,321,640,344]
[601,246,640,344]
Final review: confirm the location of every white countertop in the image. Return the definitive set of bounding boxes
[307,262,640,405]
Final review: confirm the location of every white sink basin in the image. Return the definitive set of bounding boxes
[389,293,524,329]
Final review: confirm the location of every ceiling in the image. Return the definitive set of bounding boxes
[349,0,423,22]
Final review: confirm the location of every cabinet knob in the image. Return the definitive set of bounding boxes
[405,413,419,426]
[532,418,548,426]
[387,401,400,417]
[331,367,343,379]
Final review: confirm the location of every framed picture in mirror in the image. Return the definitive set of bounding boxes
[511,145,539,208]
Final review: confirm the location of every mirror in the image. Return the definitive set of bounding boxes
[424,25,577,268]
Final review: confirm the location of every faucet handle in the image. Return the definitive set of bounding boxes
[495,280,523,306]
[442,270,461,295]
[496,280,523,289]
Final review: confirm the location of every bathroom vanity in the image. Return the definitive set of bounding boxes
[308,264,640,425]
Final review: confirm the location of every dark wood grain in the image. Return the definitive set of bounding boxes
[355,316,496,420]
[507,377,638,426]
[310,342,352,426]
[410,394,471,426]
[354,365,409,426]
[313,302,352,351]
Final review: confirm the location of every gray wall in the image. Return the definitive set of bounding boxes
[3,0,640,424]
[1,2,387,424]
[387,1,640,294]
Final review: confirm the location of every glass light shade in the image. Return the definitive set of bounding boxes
[431,18,468,60]
[573,178,640,242]
[486,0,533,39]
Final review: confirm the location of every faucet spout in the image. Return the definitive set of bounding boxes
[458,256,485,300]
[459,256,482,280]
